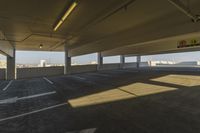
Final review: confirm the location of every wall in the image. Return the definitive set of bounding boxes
[16,65,98,79]
[4,63,200,80]
[70,63,137,73]
[123,63,137,68]
[139,62,149,67]
[70,64,97,74]
[0,69,6,80]
[15,63,137,79]
[17,66,64,79]
[101,63,121,70]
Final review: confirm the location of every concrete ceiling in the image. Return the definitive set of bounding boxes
[0,0,200,57]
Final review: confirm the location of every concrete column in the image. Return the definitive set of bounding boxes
[136,56,141,69]
[120,55,125,69]
[97,52,103,70]
[64,44,71,74]
[6,48,16,80]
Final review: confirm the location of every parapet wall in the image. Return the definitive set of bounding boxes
[17,66,64,79]
[123,63,137,68]
[0,69,6,80]
[3,63,199,80]
[101,63,121,70]
[70,64,97,74]
[15,63,133,79]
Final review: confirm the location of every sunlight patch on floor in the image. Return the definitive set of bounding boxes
[68,82,177,108]
[119,82,177,96]
[151,74,200,87]
[68,89,135,108]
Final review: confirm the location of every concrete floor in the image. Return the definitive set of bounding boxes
[0,69,200,133]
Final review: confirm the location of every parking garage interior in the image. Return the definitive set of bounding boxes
[1,0,200,133]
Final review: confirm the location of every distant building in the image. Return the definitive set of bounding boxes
[175,61,200,66]
[148,61,175,66]
[148,60,200,67]
[90,61,97,64]
[0,60,6,68]
[40,60,46,67]
[71,62,78,66]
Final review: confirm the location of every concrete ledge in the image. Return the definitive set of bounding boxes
[70,64,97,74]
[0,69,6,80]
[8,63,200,80]
[123,63,137,68]
[17,66,64,79]
[101,63,121,70]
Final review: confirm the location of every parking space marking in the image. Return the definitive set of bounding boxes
[43,77,54,84]
[3,80,13,91]
[18,91,56,101]
[0,97,18,104]
[69,75,86,80]
[87,73,111,77]
[0,91,56,104]
[0,103,68,122]
[66,128,97,133]
[68,75,96,85]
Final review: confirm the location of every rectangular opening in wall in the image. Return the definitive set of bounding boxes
[103,56,120,64]
[71,53,97,66]
[0,54,6,80]
[16,51,64,68]
[124,56,137,68]
[141,51,200,68]
[125,56,137,63]
[16,51,65,79]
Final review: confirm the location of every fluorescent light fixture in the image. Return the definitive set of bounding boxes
[54,2,78,31]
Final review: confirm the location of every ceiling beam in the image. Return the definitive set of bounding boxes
[101,32,200,56]
[0,31,14,57]
[69,19,200,56]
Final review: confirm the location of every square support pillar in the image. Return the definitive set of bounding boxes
[97,52,103,70]
[64,44,71,74]
[120,55,125,69]
[136,56,141,69]
[6,48,16,80]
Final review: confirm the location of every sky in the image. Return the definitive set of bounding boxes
[1,50,200,65]
[16,51,65,65]
[142,51,200,62]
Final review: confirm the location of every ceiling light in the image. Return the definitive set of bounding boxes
[53,1,78,31]
[39,44,43,49]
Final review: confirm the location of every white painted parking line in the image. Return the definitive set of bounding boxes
[43,77,54,84]
[68,75,96,85]
[0,103,67,122]
[69,75,86,80]
[87,73,111,77]
[18,91,56,101]
[0,91,56,104]
[66,128,97,133]
[3,80,13,91]
[0,97,18,104]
